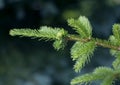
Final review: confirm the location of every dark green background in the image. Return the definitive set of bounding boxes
[0,0,120,85]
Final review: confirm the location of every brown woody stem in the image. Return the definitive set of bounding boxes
[67,34,120,51]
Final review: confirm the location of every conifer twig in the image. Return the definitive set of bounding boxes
[67,34,120,51]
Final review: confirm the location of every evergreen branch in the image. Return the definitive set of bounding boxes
[9,15,120,85]
[71,67,114,85]
[67,34,91,42]
[71,73,100,85]
[71,41,96,72]
[109,35,119,46]
[112,56,120,69]
[101,75,114,85]
[67,16,92,38]
[73,55,88,72]
[53,39,67,50]
[93,67,114,75]
[112,24,120,40]
[110,33,120,69]
[66,34,120,51]
[94,38,120,51]
[71,41,84,60]
[10,26,68,40]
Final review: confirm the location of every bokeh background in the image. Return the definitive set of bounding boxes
[0,0,120,85]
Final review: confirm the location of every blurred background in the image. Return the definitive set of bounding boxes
[0,0,120,85]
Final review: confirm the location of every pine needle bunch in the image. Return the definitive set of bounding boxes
[10,16,120,85]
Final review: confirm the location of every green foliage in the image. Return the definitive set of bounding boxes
[113,24,120,40]
[109,24,120,46]
[10,26,68,41]
[101,75,114,85]
[53,39,67,50]
[10,16,120,85]
[67,16,92,38]
[71,73,98,85]
[10,26,68,50]
[112,55,120,69]
[71,67,114,85]
[71,41,96,72]
[109,24,120,70]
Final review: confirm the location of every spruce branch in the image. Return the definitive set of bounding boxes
[71,41,96,72]
[53,39,67,50]
[9,15,120,85]
[101,75,114,85]
[10,26,68,41]
[112,24,120,40]
[93,67,114,75]
[112,56,120,69]
[71,73,98,85]
[67,16,92,38]
[66,34,120,51]
[71,67,114,85]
